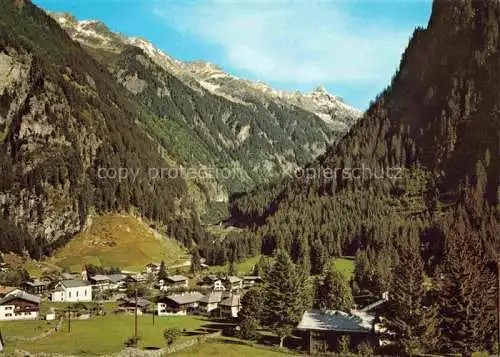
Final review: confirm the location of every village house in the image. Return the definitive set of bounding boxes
[51,280,92,302]
[198,292,223,316]
[23,279,50,296]
[0,291,40,321]
[224,276,242,292]
[157,292,203,316]
[107,274,127,290]
[125,273,148,284]
[145,263,160,275]
[162,275,189,290]
[117,297,151,315]
[200,275,225,291]
[297,310,379,353]
[219,294,241,319]
[242,276,262,289]
[89,275,111,291]
[296,292,388,353]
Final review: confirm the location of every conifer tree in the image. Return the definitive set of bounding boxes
[238,287,264,340]
[157,260,168,282]
[262,250,309,348]
[190,249,201,274]
[228,260,237,276]
[437,211,496,355]
[315,263,354,311]
[384,234,435,356]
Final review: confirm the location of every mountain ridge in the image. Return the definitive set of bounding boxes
[49,11,361,202]
[50,11,361,131]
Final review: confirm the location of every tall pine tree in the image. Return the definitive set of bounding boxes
[315,262,354,311]
[262,250,311,348]
[437,210,496,355]
[384,233,438,356]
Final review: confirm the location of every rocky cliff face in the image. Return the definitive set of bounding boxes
[0,0,203,255]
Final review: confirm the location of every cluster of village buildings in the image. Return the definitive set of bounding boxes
[0,262,262,322]
[0,262,389,354]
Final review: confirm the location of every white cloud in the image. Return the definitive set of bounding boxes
[151,0,414,87]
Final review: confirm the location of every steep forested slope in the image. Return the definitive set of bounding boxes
[0,0,206,256]
[231,0,499,286]
[230,2,500,352]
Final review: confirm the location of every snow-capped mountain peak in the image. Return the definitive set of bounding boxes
[50,12,361,128]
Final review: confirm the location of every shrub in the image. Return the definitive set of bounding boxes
[163,327,181,345]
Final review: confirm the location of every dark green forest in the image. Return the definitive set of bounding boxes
[230,0,500,354]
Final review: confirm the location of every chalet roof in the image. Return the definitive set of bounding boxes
[146,263,160,267]
[199,292,223,304]
[90,274,110,282]
[297,310,372,333]
[166,275,188,283]
[0,291,41,305]
[107,274,127,283]
[126,274,147,282]
[204,275,220,282]
[226,276,241,284]
[242,276,261,281]
[119,297,151,308]
[24,279,49,287]
[219,294,241,307]
[60,279,91,288]
[164,292,203,305]
[61,273,79,280]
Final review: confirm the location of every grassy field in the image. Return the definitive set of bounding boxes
[47,214,189,272]
[207,255,261,275]
[0,319,58,339]
[2,315,218,355]
[332,257,355,280]
[171,339,292,357]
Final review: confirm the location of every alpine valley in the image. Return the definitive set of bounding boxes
[0,0,359,257]
[0,0,499,356]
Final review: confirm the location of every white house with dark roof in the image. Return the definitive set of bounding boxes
[198,292,223,316]
[107,274,127,290]
[219,294,241,319]
[89,275,111,291]
[157,292,203,316]
[162,275,189,290]
[51,280,92,302]
[0,291,41,320]
[201,275,225,291]
[242,276,262,289]
[224,276,242,292]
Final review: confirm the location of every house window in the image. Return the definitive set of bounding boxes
[5,306,12,310]
[69,291,72,298]
[77,291,79,297]
[5,313,11,317]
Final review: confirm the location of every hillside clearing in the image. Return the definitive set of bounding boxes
[332,257,355,280]
[47,214,189,272]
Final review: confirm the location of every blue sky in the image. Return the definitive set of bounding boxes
[35,0,432,110]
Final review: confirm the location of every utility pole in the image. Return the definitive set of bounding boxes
[134,286,138,340]
[67,308,71,333]
[152,301,155,326]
